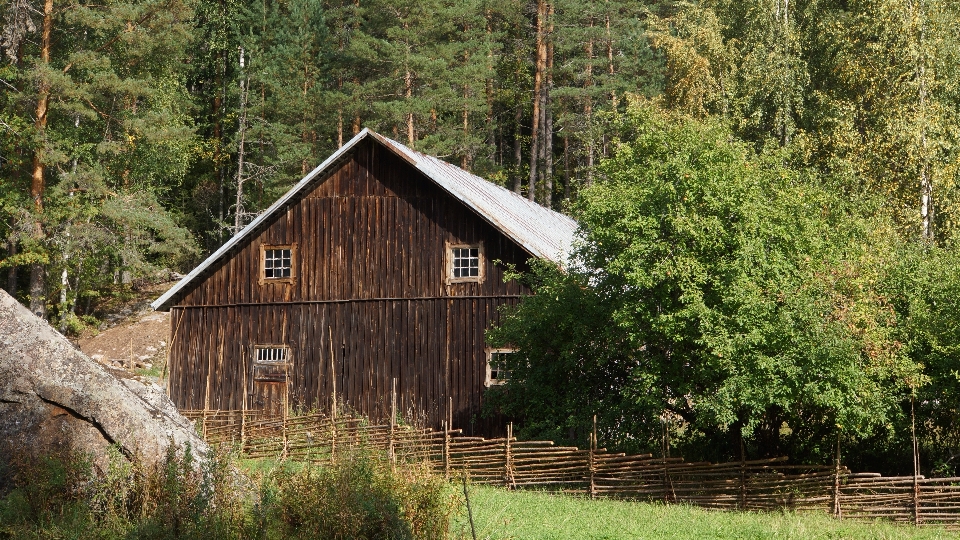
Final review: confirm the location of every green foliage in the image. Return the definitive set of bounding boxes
[488,102,920,462]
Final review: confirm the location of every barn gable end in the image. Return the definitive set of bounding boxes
[156,131,576,433]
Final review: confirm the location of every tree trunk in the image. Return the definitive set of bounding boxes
[585,23,595,186]
[28,0,53,318]
[6,235,16,296]
[406,69,414,145]
[462,41,471,170]
[234,53,249,235]
[606,11,616,110]
[513,107,523,193]
[57,265,69,333]
[563,134,570,200]
[915,0,933,241]
[528,0,546,202]
[543,3,554,207]
[29,264,44,317]
[404,22,414,146]
[485,9,495,162]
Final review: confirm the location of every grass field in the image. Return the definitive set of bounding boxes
[452,485,957,540]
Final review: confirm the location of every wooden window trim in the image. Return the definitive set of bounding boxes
[485,347,514,387]
[259,243,297,285]
[252,344,292,383]
[446,241,484,285]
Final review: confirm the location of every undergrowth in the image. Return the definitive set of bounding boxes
[0,444,457,540]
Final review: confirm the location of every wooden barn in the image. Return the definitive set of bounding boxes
[151,129,576,433]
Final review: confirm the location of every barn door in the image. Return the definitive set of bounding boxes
[251,345,291,417]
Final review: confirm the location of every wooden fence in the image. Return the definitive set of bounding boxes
[182,408,960,528]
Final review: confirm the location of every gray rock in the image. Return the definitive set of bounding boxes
[0,289,208,472]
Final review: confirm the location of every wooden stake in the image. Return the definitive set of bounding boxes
[912,395,920,527]
[589,414,597,499]
[164,308,186,397]
[833,434,842,519]
[389,377,396,466]
[329,326,337,463]
[329,325,337,422]
[241,348,247,451]
[443,420,450,480]
[505,422,515,488]
[739,435,747,510]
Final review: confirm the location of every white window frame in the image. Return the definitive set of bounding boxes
[485,348,514,387]
[446,241,484,284]
[254,345,291,364]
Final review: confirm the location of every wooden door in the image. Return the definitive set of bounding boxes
[251,346,290,417]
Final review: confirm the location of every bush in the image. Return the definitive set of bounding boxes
[272,450,456,540]
[0,443,458,540]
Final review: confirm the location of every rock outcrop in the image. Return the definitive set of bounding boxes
[0,289,208,470]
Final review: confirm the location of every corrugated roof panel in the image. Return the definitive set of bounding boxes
[152,129,578,311]
[370,132,577,262]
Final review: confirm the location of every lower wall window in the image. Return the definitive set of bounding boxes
[485,348,514,387]
[256,346,289,363]
[253,345,290,382]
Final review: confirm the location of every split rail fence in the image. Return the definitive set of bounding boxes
[182,408,960,529]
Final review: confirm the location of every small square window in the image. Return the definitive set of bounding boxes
[261,244,296,283]
[485,348,514,387]
[264,249,291,278]
[448,243,483,283]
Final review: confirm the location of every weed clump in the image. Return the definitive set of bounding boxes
[272,450,455,540]
[0,443,458,539]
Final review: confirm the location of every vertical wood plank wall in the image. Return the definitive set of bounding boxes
[167,140,531,434]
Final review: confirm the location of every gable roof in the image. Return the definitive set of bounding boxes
[152,129,578,311]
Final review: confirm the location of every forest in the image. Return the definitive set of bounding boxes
[2,0,960,472]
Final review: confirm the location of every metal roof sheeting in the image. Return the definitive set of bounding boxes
[152,129,578,311]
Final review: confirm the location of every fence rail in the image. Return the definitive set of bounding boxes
[182,409,960,528]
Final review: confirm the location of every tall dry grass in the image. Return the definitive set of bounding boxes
[0,442,459,540]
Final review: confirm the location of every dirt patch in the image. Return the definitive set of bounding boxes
[76,282,174,383]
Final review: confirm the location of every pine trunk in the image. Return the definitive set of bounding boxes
[528,0,546,202]
[585,24,594,186]
[462,45,470,170]
[543,4,554,207]
[513,107,523,193]
[28,0,53,317]
[6,235,16,296]
[563,134,570,201]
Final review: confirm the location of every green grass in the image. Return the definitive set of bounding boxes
[453,485,957,540]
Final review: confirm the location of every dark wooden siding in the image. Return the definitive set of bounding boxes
[168,139,531,433]
[177,141,529,306]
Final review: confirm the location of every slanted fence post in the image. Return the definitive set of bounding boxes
[329,325,337,463]
[912,395,921,527]
[389,378,397,467]
[833,435,842,519]
[589,415,597,499]
[505,422,515,488]
[443,420,450,480]
[739,436,747,510]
